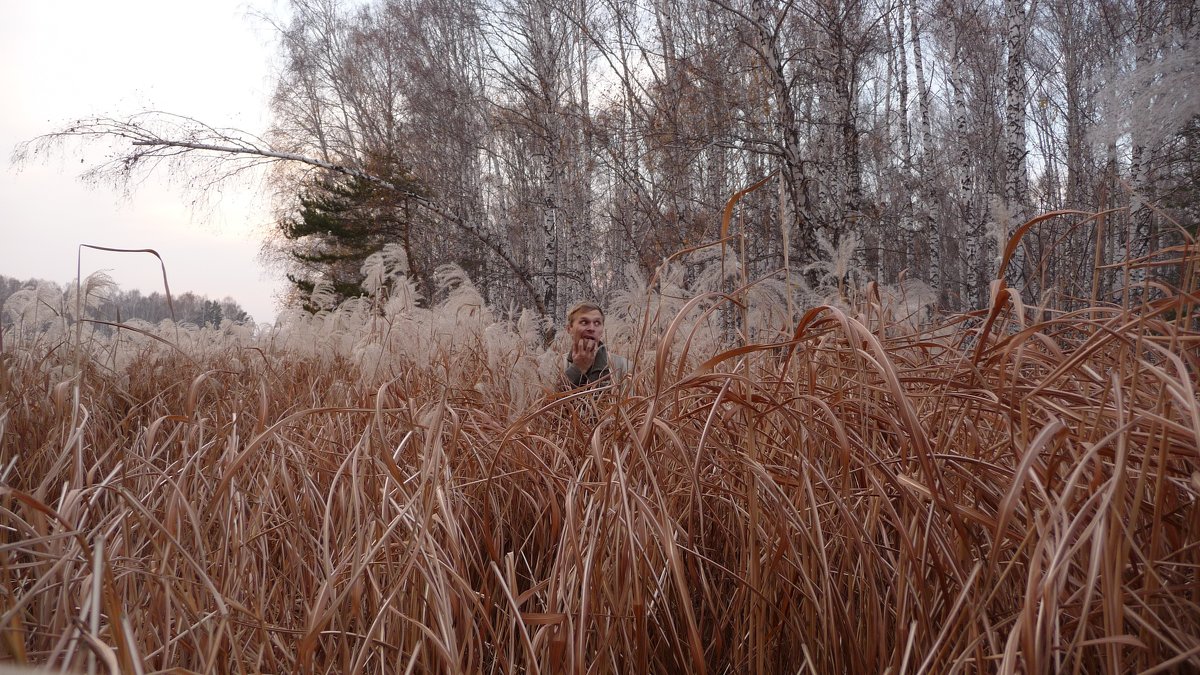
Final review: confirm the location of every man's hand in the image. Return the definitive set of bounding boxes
[571,336,598,374]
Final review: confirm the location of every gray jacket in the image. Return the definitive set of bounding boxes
[564,343,631,387]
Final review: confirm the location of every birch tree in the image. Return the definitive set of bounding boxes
[908,0,941,292]
[1004,0,1030,288]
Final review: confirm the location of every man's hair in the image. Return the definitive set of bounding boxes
[567,301,604,325]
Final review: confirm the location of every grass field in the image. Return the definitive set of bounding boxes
[1,243,1198,673]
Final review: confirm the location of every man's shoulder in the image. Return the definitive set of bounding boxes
[607,350,632,375]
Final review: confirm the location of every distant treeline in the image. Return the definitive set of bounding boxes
[0,274,252,328]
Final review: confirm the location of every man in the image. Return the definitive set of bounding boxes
[563,301,631,387]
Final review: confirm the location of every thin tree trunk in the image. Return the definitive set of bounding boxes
[908,0,940,294]
[948,35,978,306]
[1005,0,1030,290]
[1128,8,1156,291]
[541,150,560,320]
[893,2,915,277]
[750,0,810,264]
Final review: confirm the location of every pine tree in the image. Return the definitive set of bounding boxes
[280,162,425,312]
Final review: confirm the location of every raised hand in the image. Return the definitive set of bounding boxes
[571,336,598,374]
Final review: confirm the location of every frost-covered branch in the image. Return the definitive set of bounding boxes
[12,112,544,314]
[1093,46,1200,150]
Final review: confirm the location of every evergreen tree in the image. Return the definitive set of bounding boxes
[280,160,425,312]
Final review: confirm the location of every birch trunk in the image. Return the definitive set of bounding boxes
[908,0,940,292]
[568,0,593,303]
[750,0,810,264]
[893,3,915,277]
[1004,0,1030,290]
[1128,10,1156,290]
[948,32,979,307]
[541,149,560,320]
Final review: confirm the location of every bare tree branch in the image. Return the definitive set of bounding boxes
[12,112,545,315]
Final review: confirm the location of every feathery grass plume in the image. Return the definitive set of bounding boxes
[1092,43,1200,152]
[65,271,118,324]
[606,262,653,321]
[2,281,67,348]
[360,242,409,298]
[799,229,863,306]
[872,277,940,333]
[308,278,339,313]
[0,218,1197,672]
[987,195,1015,271]
[382,274,422,316]
[741,273,793,340]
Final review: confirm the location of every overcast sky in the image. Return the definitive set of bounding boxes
[1,0,286,323]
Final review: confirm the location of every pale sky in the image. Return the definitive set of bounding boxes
[1,0,286,324]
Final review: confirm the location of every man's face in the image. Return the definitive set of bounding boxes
[569,309,605,344]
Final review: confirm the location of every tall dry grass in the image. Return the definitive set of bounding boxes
[1,230,1198,673]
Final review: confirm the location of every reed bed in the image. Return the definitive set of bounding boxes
[1,253,1198,673]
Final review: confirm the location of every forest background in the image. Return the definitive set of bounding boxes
[15,0,1198,321]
